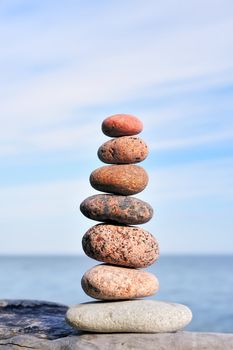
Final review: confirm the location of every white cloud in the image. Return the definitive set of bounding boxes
[148,157,233,201]
[0,1,232,255]
[0,178,91,220]
[0,178,97,254]
[29,122,103,151]
[0,0,232,157]
[0,157,232,254]
[150,129,233,151]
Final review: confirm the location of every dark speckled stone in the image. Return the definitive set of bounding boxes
[82,224,159,268]
[80,194,153,225]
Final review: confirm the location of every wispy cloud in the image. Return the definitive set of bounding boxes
[0,157,232,254]
[151,129,233,151]
[0,0,233,158]
[147,157,233,201]
[0,0,232,254]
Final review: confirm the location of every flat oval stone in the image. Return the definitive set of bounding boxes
[98,136,148,164]
[81,265,159,300]
[66,300,192,333]
[82,224,159,268]
[80,194,153,225]
[90,165,148,195]
[102,114,143,137]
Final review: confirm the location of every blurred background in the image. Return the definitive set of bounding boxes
[0,0,232,332]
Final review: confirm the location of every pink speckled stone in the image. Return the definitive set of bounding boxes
[82,224,159,268]
[102,114,143,137]
[81,264,159,300]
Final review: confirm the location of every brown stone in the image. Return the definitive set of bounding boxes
[102,114,143,137]
[80,194,153,225]
[89,165,149,195]
[81,264,159,300]
[82,224,159,268]
[98,136,148,164]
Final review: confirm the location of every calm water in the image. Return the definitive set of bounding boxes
[0,255,232,333]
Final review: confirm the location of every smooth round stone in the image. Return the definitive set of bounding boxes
[81,265,159,300]
[102,114,143,137]
[82,224,159,268]
[66,300,192,333]
[80,194,153,225]
[98,136,148,164]
[90,165,149,195]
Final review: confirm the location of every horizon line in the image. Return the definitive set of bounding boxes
[0,253,232,257]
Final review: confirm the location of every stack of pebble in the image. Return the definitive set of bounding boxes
[66,114,192,333]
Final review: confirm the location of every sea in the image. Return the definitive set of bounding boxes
[0,255,232,333]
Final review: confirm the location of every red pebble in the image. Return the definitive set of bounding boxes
[102,114,143,137]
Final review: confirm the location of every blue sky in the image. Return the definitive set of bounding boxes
[0,0,232,254]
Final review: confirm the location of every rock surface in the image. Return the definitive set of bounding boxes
[1,332,233,350]
[102,114,143,137]
[81,265,159,300]
[0,299,77,340]
[80,194,153,225]
[98,136,148,164]
[90,164,149,195]
[82,224,159,268]
[0,300,232,349]
[66,300,192,333]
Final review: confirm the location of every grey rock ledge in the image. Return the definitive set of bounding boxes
[0,300,232,350]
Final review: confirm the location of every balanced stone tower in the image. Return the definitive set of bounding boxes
[66,114,192,333]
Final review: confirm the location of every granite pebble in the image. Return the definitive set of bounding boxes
[102,114,143,137]
[98,136,148,164]
[82,224,159,268]
[90,164,149,195]
[80,194,153,225]
[81,264,159,300]
[66,300,192,333]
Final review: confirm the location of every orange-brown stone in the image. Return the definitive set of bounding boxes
[89,165,148,195]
